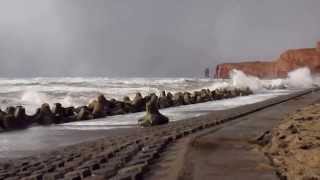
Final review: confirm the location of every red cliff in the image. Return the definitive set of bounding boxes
[214,42,320,79]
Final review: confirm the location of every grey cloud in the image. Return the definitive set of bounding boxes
[0,0,319,77]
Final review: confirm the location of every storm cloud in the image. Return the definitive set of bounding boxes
[0,0,319,77]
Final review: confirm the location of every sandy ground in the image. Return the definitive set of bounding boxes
[259,104,320,180]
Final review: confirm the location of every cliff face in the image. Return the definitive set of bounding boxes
[214,42,320,79]
[215,61,277,79]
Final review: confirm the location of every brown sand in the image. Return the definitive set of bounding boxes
[260,104,320,180]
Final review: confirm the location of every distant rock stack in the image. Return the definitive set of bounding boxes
[204,67,210,78]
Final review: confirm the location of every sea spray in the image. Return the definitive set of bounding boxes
[0,72,316,113]
[230,70,264,92]
[207,69,285,92]
[223,67,317,91]
[21,90,49,114]
[285,67,314,89]
[61,95,76,107]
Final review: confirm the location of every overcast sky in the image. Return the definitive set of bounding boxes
[0,0,319,77]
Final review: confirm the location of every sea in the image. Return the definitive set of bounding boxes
[0,67,317,158]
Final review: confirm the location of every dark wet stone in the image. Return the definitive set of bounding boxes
[87,94,112,118]
[6,106,16,115]
[76,106,93,121]
[110,101,127,115]
[52,103,72,123]
[52,103,64,117]
[132,93,146,112]
[183,92,193,105]
[64,107,75,117]
[138,96,169,127]
[34,103,55,125]
[0,106,30,130]
[13,106,30,128]
[200,89,211,102]
[172,92,184,106]
[196,95,203,103]
[123,96,132,104]
[158,91,171,109]
[92,101,107,118]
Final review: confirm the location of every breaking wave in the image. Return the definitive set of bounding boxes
[286,67,314,89]
[209,67,318,93]
[0,68,317,113]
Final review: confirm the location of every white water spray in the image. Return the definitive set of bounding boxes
[225,67,317,92]
[285,67,314,89]
[229,70,264,92]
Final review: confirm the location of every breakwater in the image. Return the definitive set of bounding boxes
[0,88,253,132]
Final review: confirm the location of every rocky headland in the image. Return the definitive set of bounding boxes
[215,41,320,79]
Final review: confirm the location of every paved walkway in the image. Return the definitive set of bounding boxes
[148,89,320,180]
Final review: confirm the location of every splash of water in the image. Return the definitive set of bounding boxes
[285,67,314,89]
[207,69,284,92]
[61,95,75,107]
[230,69,264,92]
[21,90,49,105]
[2,70,316,114]
[226,67,317,92]
[20,90,49,114]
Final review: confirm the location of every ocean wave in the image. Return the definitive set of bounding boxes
[207,67,318,93]
[0,77,215,113]
[0,69,317,113]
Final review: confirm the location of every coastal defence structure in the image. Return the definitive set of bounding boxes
[214,41,320,79]
[1,88,318,179]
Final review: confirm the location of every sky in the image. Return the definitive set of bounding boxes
[0,0,319,77]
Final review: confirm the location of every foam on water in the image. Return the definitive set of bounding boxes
[285,67,314,89]
[0,77,215,113]
[0,90,289,158]
[60,90,290,130]
[0,68,318,114]
[0,68,315,158]
[208,67,319,93]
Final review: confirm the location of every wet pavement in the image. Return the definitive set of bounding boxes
[173,89,320,180]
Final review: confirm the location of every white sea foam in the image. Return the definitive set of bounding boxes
[2,91,284,158]
[58,90,289,130]
[207,67,318,93]
[0,73,310,158]
[21,91,48,105]
[0,69,317,113]
[0,77,216,112]
[206,70,285,92]
[285,67,314,89]
[230,70,264,91]
[35,90,290,131]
